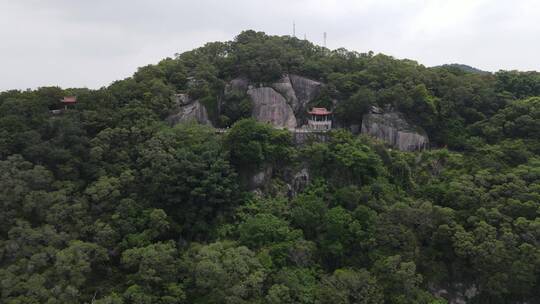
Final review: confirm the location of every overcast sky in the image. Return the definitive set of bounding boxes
[1,0,539,91]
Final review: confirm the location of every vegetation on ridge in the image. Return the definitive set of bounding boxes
[0,30,539,303]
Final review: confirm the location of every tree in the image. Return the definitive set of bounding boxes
[1,30,540,304]
[238,213,301,249]
[52,241,109,303]
[225,119,294,170]
[316,269,383,304]
[121,242,185,303]
[372,255,435,304]
[335,86,376,125]
[183,241,266,303]
[137,124,240,239]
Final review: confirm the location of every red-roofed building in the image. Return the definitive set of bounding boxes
[61,96,77,103]
[307,107,332,130]
[60,96,77,109]
[308,107,332,115]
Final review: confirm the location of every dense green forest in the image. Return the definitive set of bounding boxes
[1,31,539,303]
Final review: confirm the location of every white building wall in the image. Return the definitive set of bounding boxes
[307,120,332,130]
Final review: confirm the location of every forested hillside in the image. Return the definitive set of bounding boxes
[1,30,539,304]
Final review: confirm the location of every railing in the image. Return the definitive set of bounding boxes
[289,128,329,134]
[214,127,331,134]
[213,126,330,145]
[307,120,332,131]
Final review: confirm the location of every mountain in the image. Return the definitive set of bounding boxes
[437,63,490,74]
[0,30,539,304]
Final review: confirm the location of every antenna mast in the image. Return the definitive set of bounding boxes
[323,32,327,47]
[293,22,296,37]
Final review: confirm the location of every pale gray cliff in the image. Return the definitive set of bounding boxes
[172,93,191,106]
[247,87,297,128]
[271,75,300,112]
[289,168,310,198]
[289,74,322,113]
[429,283,479,304]
[227,74,323,129]
[166,98,212,126]
[225,77,250,94]
[250,166,273,190]
[361,107,428,151]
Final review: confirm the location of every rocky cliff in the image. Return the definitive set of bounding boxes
[225,77,249,94]
[247,87,297,129]
[228,74,323,129]
[289,168,310,198]
[361,107,428,151]
[166,95,212,126]
[289,74,322,113]
[271,75,299,112]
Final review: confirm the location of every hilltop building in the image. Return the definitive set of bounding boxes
[307,107,332,131]
[60,96,77,110]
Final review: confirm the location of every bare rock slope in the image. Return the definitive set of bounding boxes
[166,97,212,126]
[247,87,297,129]
[289,74,322,113]
[228,74,322,128]
[361,107,428,151]
[271,75,299,111]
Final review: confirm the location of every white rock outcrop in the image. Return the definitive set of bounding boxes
[289,74,322,113]
[289,168,310,197]
[173,93,191,106]
[224,74,324,128]
[247,87,297,129]
[361,108,428,151]
[166,99,212,126]
[271,75,300,112]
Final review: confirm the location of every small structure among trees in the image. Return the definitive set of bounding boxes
[51,96,78,115]
[307,107,332,131]
[60,96,77,110]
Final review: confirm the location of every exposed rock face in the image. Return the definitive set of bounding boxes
[361,107,428,151]
[166,99,212,126]
[247,87,297,129]
[226,74,323,129]
[430,283,479,304]
[225,77,250,94]
[169,75,325,129]
[250,166,273,189]
[271,75,300,112]
[289,74,322,112]
[173,93,191,106]
[289,168,310,197]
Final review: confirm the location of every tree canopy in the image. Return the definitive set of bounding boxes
[1,30,539,304]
